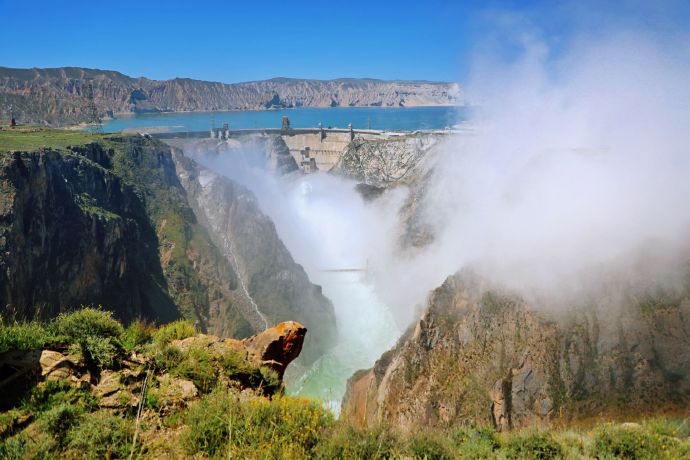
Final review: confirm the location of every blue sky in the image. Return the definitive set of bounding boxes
[0,0,687,83]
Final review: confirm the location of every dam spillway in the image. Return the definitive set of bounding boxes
[153,125,457,173]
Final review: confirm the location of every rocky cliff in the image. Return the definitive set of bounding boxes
[342,271,690,432]
[0,66,462,125]
[334,132,449,248]
[334,134,441,188]
[172,146,336,364]
[0,130,335,365]
[0,139,181,324]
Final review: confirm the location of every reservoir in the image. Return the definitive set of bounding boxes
[98,106,465,133]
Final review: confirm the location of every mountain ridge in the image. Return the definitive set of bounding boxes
[0,66,462,126]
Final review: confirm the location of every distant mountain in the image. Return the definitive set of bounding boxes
[0,66,462,126]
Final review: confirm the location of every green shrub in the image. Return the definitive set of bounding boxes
[0,320,52,353]
[22,379,97,415]
[50,308,125,371]
[120,319,153,352]
[643,417,690,439]
[451,426,500,459]
[145,386,161,411]
[219,349,254,376]
[51,308,124,343]
[65,410,133,459]
[257,366,282,395]
[83,336,120,370]
[152,319,196,345]
[172,347,217,393]
[219,350,282,395]
[590,425,663,460]
[407,431,453,459]
[0,433,30,460]
[182,388,333,458]
[0,430,55,458]
[40,403,82,441]
[148,343,184,371]
[314,425,400,459]
[0,409,24,439]
[503,432,563,460]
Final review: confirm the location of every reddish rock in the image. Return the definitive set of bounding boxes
[243,321,307,378]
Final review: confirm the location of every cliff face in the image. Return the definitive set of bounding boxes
[334,133,448,248]
[0,132,335,364]
[334,134,441,188]
[0,143,179,323]
[173,149,336,364]
[342,271,690,431]
[0,66,462,125]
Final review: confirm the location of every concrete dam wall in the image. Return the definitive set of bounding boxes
[157,127,452,174]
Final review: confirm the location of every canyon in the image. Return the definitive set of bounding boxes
[2,125,689,438]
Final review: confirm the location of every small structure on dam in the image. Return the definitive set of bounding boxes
[210,122,230,139]
[299,147,318,173]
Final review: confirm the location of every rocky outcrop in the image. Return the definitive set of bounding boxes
[0,66,462,125]
[243,321,307,378]
[0,321,305,410]
[342,271,690,431]
[334,134,442,188]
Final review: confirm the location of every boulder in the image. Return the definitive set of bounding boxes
[157,374,198,404]
[39,350,80,381]
[243,321,307,378]
[171,322,307,379]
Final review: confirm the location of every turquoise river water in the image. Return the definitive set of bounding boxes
[99,106,465,132]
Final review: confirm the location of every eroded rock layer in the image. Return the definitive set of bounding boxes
[342,271,690,431]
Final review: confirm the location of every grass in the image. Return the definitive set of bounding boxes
[0,128,106,153]
[151,319,196,345]
[75,192,121,220]
[502,432,563,459]
[181,388,334,458]
[170,346,218,393]
[0,320,51,354]
[65,410,134,459]
[313,425,401,459]
[120,320,155,353]
[0,307,125,368]
[589,423,690,460]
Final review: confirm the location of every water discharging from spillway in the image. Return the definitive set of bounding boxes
[253,175,402,415]
[287,270,399,414]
